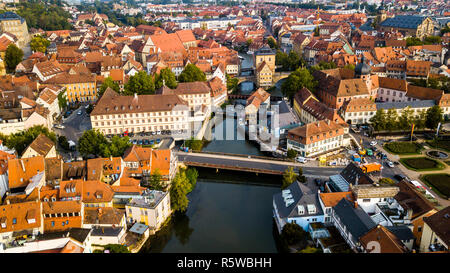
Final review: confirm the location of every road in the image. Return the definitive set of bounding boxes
[53,105,92,142]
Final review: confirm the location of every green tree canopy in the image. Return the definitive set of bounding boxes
[267,37,279,49]
[185,167,199,193]
[30,35,50,53]
[281,222,307,246]
[0,125,56,155]
[98,77,120,98]
[370,109,387,131]
[99,135,132,157]
[178,64,207,83]
[155,67,178,89]
[148,168,165,190]
[77,129,108,158]
[385,108,399,131]
[281,67,317,100]
[425,105,443,130]
[5,44,23,73]
[170,170,191,213]
[287,149,298,159]
[124,71,155,95]
[282,167,298,189]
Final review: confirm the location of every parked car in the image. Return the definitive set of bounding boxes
[54,124,65,129]
[138,139,143,145]
[156,139,161,144]
[394,174,408,182]
[84,104,90,109]
[77,110,82,115]
[150,140,154,145]
[296,156,307,163]
[370,141,377,146]
[156,130,161,135]
[132,139,137,144]
[386,161,395,168]
[143,139,149,145]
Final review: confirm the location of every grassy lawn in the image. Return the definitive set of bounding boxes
[399,157,446,171]
[427,140,450,152]
[421,174,450,199]
[384,142,423,155]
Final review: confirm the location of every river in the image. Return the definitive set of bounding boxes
[140,169,282,253]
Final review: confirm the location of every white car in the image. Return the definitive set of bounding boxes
[84,105,90,109]
[54,124,65,129]
[387,161,395,168]
[77,110,82,115]
[370,141,377,146]
[296,156,307,163]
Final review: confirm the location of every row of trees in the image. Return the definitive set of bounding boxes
[77,129,132,158]
[15,2,72,31]
[275,50,304,72]
[369,106,443,132]
[0,125,56,155]
[98,65,206,98]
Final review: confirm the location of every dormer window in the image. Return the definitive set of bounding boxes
[298,205,305,215]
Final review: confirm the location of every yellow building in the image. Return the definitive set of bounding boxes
[0,12,30,48]
[254,46,275,88]
[44,71,97,103]
[378,16,434,39]
[125,190,171,230]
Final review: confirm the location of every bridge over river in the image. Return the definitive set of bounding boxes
[177,151,343,177]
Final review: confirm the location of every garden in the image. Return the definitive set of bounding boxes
[383,141,423,155]
[399,157,445,171]
[427,140,450,152]
[421,173,450,199]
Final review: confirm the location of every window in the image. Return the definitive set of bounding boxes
[51,221,55,226]
[363,199,370,202]
[12,218,16,225]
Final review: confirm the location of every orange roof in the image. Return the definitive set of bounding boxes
[109,68,124,82]
[0,201,41,233]
[319,191,354,207]
[151,149,171,176]
[0,150,15,175]
[360,225,408,253]
[60,240,84,253]
[42,200,82,214]
[82,180,114,203]
[59,179,84,200]
[8,156,45,189]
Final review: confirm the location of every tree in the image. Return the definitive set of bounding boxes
[77,129,108,158]
[281,67,317,100]
[398,107,414,130]
[185,167,199,193]
[282,167,298,189]
[58,135,70,151]
[379,177,395,185]
[124,71,155,95]
[343,64,355,70]
[98,77,120,98]
[287,149,298,159]
[246,38,253,48]
[30,35,50,53]
[385,108,399,131]
[413,109,427,129]
[155,68,178,89]
[297,167,307,184]
[0,125,56,155]
[423,35,441,45]
[425,105,443,130]
[184,138,204,151]
[226,74,239,93]
[57,91,67,111]
[267,37,278,49]
[281,222,307,246]
[170,170,191,213]
[406,37,423,46]
[5,44,23,73]
[370,109,387,131]
[148,168,165,190]
[310,61,337,72]
[100,135,132,157]
[178,64,206,83]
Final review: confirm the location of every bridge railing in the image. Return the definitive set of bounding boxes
[178,150,296,163]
